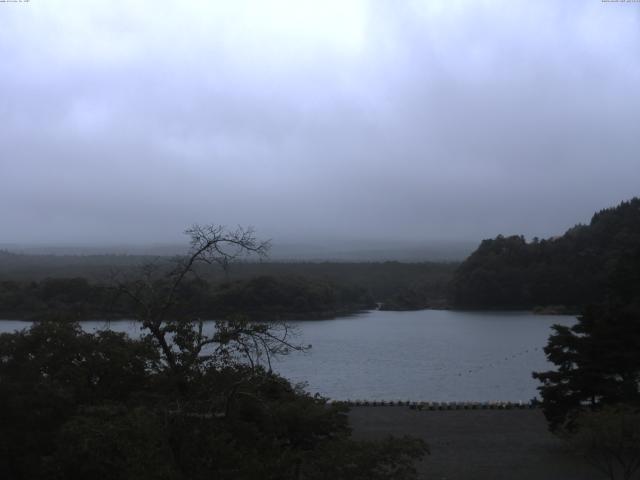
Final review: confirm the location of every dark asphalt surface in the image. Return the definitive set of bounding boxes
[349,407,605,480]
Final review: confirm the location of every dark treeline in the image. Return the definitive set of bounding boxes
[0,323,427,480]
[529,204,640,463]
[0,226,428,479]
[0,261,455,320]
[0,250,149,280]
[452,198,640,310]
[4,198,639,316]
[0,276,369,321]
[203,262,454,310]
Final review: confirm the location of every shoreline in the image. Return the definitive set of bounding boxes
[0,305,579,322]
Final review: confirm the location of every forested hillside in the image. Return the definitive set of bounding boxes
[0,259,455,320]
[451,198,640,310]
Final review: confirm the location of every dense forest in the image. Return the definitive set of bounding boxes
[529,202,640,466]
[0,226,428,479]
[452,198,640,310]
[0,276,372,321]
[0,257,455,320]
[3,198,638,318]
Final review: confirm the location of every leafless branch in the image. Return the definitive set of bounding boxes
[109,224,305,379]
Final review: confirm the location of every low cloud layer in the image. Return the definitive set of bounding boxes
[1,0,638,246]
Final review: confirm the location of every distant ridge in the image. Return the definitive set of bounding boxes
[0,240,475,262]
[0,244,189,257]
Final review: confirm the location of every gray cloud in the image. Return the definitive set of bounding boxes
[1,0,638,247]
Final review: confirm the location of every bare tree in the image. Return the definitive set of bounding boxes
[113,224,305,377]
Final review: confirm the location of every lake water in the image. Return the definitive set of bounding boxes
[0,310,575,402]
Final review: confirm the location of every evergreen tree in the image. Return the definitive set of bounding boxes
[452,197,640,309]
[533,304,640,431]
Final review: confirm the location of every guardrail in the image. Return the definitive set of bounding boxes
[327,400,540,410]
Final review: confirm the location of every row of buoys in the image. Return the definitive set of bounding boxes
[328,400,539,410]
[455,346,543,377]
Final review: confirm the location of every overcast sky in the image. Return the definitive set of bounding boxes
[1,0,638,247]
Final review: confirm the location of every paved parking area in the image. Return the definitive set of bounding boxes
[348,407,604,480]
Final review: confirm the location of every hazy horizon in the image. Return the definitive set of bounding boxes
[0,237,477,262]
[1,1,638,245]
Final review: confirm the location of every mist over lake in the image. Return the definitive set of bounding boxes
[2,1,638,477]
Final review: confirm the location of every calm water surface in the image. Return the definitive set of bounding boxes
[1,310,574,402]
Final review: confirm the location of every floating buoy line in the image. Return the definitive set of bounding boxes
[452,346,543,378]
[327,399,539,410]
